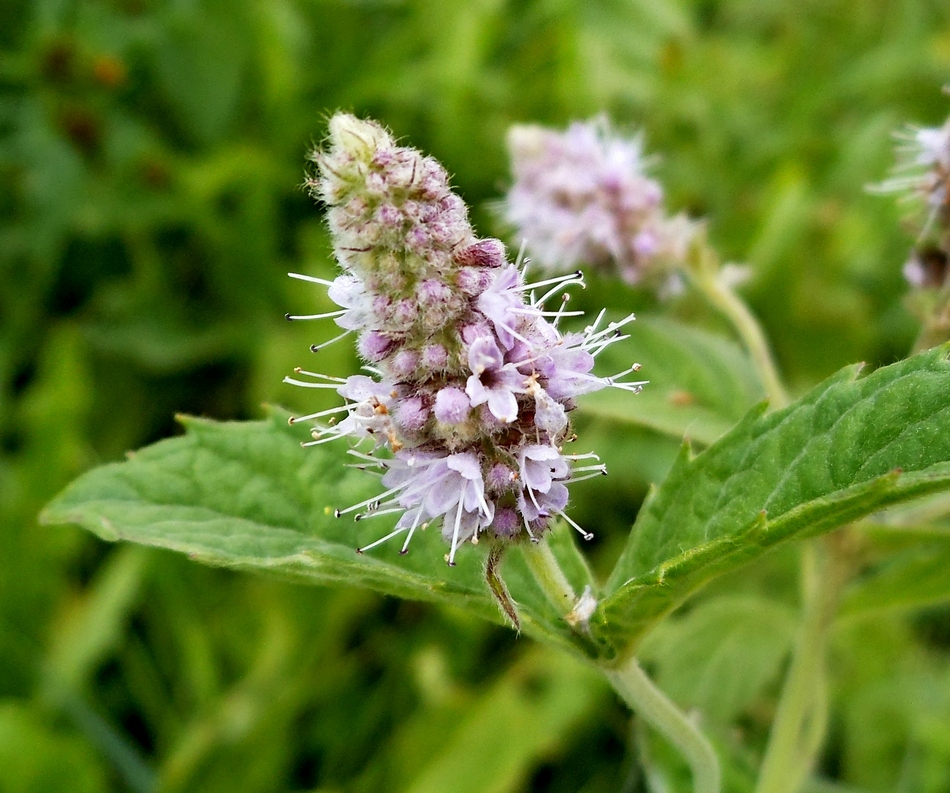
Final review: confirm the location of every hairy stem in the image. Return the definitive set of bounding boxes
[605,656,721,793]
[754,538,851,793]
[522,539,576,615]
[687,237,789,409]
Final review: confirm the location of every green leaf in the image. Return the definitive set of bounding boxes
[593,346,950,654]
[401,648,605,793]
[40,411,587,655]
[840,537,950,617]
[638,595,797,722]
[583,316,763,446]
[154,3,249,145]
[0,703,109,793]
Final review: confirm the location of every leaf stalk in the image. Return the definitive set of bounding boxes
[604,656,721,793]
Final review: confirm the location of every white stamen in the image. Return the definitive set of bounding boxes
[557,510,594,541]
[311,329,353,352]
[283,377,345,389]
[447,504,464,566]
[289,404,352,424]
[357,525,410,554]
[285,309,348,321]
[288,272,336,286]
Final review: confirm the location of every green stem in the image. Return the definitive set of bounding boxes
[522,539,576,616]
[687,238,789,409]
[909,256,950,354]
[912,294,950,353]
[754,540,848,793]
[605,656,721,793]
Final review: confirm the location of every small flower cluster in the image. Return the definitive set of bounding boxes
[502,117,692,285]
[286,114,643,564]
[878,113,950,287]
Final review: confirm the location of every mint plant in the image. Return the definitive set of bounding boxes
[41,111,950,793]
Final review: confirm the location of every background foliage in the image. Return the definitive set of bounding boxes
[3,0,950,791]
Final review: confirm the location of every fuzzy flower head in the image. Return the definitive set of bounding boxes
[886,118,950,223]
[286,114,644,565]
[502,117,693,285]
[876,109,950,286]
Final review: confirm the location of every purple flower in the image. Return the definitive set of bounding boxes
[876,114,950,266]
[476,265,528,349]
[287,113,645,563]
[434,387,472,425]
[503,117,693,285]
[464,335,527,423]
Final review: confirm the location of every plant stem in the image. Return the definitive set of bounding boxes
[604,656,721,793]
[522,539,576,615]
[692,268,790,409]
[687,237,789,409]
[754,539,849,793]
[912,293,950,353]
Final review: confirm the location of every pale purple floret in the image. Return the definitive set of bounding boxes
[389,349,420,381]
[299,375,397,446]
[434,387,471,424]
[530,385,568,435]
[476,265,529,349]
[536,334,598,400]
[394,396,429,433]
[519,445,571,494]
[455,237,507,268]
[337,374,393,403]
[518,482,570,525]
[422,343,448,370]
[359,450,493,563]
[465,335,527,423]
[877,116,950,256]
[326,274,370,322]
[359,331,393,362]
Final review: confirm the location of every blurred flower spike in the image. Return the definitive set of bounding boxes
[877,110,950,287]
[286,113,644,565]
[502,117,693,286]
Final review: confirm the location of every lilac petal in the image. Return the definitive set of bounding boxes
[338,375,392,402]
[423,473,460,515]
[522,460,551,492]
[524,444,561,462]
[327,275,363,307]
[467,335,504,374]
[465,373,491,407]
[543,482,569,512]
[447,452,482,480]
[534,390,567,434]
[518,491,541,522]
[487,388,518,423]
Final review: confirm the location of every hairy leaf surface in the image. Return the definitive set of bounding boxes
[594,347,950,654]
[40,412,589,654]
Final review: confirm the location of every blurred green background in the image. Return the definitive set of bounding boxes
[3,0,950,791]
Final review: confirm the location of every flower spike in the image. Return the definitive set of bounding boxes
[286,113,644,563]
